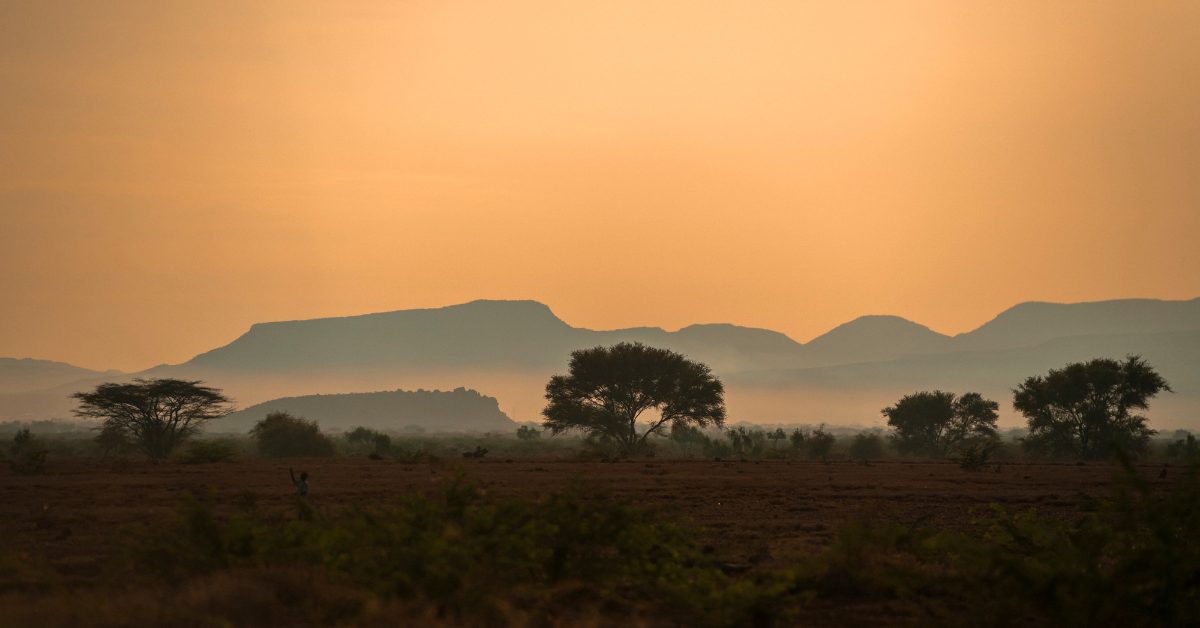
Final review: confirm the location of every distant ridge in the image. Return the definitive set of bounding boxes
[2,296,1197,425]
[0,358,120,395]
[211,387,515,433]
[803,315,951,366]
[187,299,579,370]
[953,298,1200,351]
[179,299,808,375]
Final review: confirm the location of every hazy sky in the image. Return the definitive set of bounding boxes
[2,1,1198,372]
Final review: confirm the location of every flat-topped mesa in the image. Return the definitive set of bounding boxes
[185,299,583,371]
[210,387,515,433]
[179,299,815,375]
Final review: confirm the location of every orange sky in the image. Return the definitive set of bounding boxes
[2,0,1198,372]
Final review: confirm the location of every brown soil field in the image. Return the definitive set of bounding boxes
[1,457,1172,583]
[0,457,1185,626]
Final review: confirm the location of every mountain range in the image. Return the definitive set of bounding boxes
[1,297,1197,429]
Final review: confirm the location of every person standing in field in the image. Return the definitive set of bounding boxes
[290,467,309,496]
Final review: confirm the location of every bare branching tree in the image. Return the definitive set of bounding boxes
[73,378,233,460]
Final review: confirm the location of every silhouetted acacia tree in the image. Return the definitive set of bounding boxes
[883,390,999,458]
[73,378,232,460]
[542,343,725,456]
[1014,356,1169,460]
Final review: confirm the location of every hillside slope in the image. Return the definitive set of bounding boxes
[210,387,515,433]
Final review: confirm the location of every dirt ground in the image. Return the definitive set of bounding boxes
[1,456,1173,588]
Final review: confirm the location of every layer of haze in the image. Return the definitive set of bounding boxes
[2,1,1198,372]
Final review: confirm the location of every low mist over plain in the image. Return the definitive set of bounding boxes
[3,297,1198,431]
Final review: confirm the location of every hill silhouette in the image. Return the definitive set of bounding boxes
[951,298,1200,351]
[2,297,1197,426]
[211,387,514,433]
[802,315,951,366]
[0,358,120,395]
[182,300,806,374]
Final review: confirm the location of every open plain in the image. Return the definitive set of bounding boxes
[1,456,1177,627]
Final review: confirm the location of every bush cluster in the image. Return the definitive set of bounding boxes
[249,412,335,458]
[123,477,792,626]
[7,428,48,474]
[343,426,392,456]
[793,458,1200,626]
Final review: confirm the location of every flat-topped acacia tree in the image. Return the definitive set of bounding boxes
[73,378,233,460]
[542,342,726,456]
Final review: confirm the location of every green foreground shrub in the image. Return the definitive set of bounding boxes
[794,458,1200,626]
[122,477,792,626]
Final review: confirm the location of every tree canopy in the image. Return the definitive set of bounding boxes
[882,390,999,457]
[1014,356,1170,459]
[250,411,335,458]
[542,342,725,455]
[73,378,232,460]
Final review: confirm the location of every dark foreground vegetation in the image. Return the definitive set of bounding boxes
[0,452,1196,627]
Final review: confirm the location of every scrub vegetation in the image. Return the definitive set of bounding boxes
[0,353,1190,625]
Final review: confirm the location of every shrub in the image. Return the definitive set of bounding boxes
[515,425,541,441]
[344,427,391,455]
[579,433,627,460]
[390,442,437,464]
[95,423,138,459]
[8,428,48,474]
[789,429,806,451]
[806,425,836,462]
[794,457,1200,626]
[951,438,997,471]
[848,432,885,463]
[1167,432,1199,463]
[669,422,710,457]
[249,412,335,458]
[702,436,733,460]
[767,428,789,450]
[726,427,766,459]
[179,439,237,464]
[122,477,794,626]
